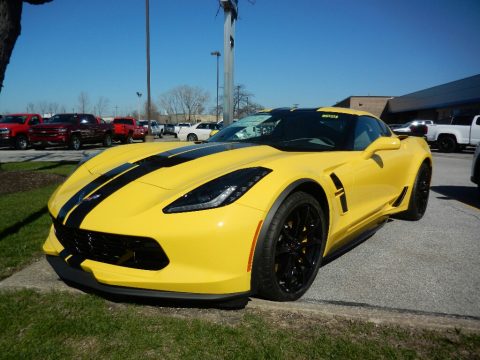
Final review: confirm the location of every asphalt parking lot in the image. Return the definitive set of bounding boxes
[305,150,480,318]
[0,142,479,319]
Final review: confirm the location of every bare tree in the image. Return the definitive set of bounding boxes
[0,0,52,92]
[78,91,90,113]
[26,102,35,113]
[212,84,263,119]
[37,100,48,114]
[59,104,66,113]
[158,85,210,122]
[143,101,160,120]
[48,102,58,114]
[94,96,109,116]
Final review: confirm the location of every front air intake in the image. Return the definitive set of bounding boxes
[53,219,169,271]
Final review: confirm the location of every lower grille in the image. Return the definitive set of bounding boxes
[53,219,169,271]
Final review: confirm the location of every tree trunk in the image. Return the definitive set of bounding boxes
[0,0,51,92]
[0,0,22,92]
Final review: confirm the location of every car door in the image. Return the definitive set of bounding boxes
[195,123,211,140]
[343,116,409,228]
[470,116,480,146]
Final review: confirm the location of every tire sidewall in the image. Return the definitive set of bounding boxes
[15,135,28,150]
[438,136,456,153]
[255,191,326,301]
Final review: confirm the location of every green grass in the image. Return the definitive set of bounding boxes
[0,290,478,360]
[1,161,479,359]
[0,162,75,279]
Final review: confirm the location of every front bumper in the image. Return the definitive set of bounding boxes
[44,201,266,298]
[46,255,249,302]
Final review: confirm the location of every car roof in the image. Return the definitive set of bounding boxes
[258,106,377,118]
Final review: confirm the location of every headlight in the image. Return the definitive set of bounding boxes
[0,128,10,134]
[163,167,272,213]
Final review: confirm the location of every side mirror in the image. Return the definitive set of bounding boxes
[363,137,401,159]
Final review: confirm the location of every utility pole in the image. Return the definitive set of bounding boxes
[145,0,154,142]
[136,92,142,119]
[220,0,238,126]
[211,51,221,122]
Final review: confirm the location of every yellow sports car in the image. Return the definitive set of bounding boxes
[43,107,432,304]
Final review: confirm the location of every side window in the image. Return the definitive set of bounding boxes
[452,116,472,126]
[29,116,39,125]
[476,117,480,126]
[197,123,207,129]
[353,116,384,151]
[80,115,95,124]
[376,119,392,136]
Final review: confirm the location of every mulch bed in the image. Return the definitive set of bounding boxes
[0,171,65,195]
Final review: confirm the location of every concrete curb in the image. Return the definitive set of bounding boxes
[1,258,479,333]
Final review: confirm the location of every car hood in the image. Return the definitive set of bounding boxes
[32,123,72,128]
[0,123,23,129]
[84,142,283,190]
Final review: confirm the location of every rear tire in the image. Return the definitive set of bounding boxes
[397,162,431,221]
[254,191,326,301]
[123,133,133,144]
[437,135,457,153]
[187,134,198,141]
[69,134,81,150]
[103,133,112,147]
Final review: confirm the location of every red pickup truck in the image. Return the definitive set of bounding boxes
[0,113,43,150]
[112,117,146,143]
[28,113,113,150]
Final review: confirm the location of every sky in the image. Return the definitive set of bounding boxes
[0,0,479,116]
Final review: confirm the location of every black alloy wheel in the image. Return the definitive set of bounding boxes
[255,192,326,301]
[125,133,133,144]
[397,162,431,221]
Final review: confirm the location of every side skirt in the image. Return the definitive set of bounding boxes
[322,217,388,266]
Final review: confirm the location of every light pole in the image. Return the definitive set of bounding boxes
[210,51,221,122]
[144,0,154,142]
[136,92,142,120]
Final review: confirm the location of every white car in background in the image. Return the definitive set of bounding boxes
[392,120,434,133]
[177,122,222,141]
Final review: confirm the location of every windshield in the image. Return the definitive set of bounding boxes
[49,114,77,124]
[0,115,27,124]
[209,111,353,151]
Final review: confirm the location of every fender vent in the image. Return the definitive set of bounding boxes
[392,186,408,207]
[330,173,348,213]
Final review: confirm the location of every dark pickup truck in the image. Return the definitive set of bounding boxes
[29,113,113,150]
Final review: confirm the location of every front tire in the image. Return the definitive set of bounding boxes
[397,162,431,221]
[14,135,28,150]
[254,192,326,301]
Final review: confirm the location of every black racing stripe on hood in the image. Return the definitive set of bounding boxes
[56,143,218,224]
[57,163,136,223]
[63,142,257,228]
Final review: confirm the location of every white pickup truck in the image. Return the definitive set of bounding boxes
[426,115,480,152]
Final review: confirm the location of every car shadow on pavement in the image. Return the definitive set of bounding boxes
[430,186,480,209]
